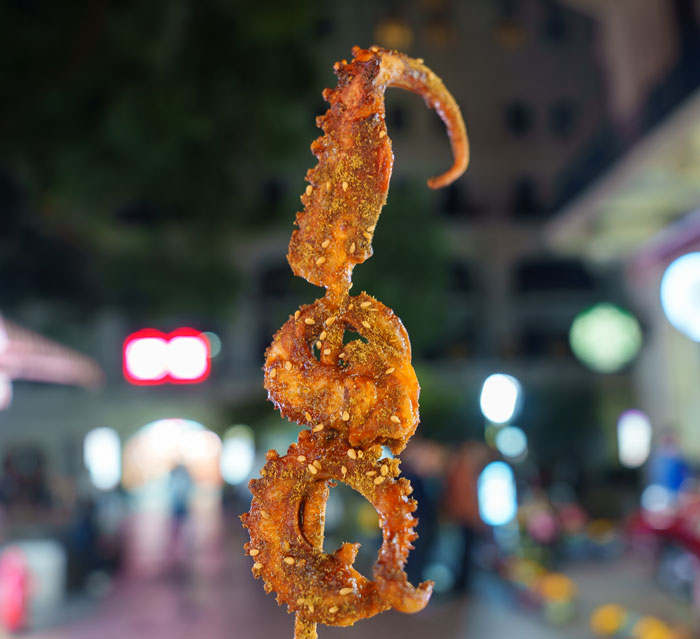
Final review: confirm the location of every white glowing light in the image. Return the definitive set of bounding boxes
[660,252,700,342]
[124,337,167,381]
[480,374,522,423]
[617,410,652,468]
[84,428,121,490]
[220,425,255,485]
[167,336,209,380]
[180,429,221,461]
[478,461,517,526]
[0,374,12,410]
[569,303,642,373]
[495,426,528,459]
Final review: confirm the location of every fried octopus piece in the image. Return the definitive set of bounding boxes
[264,292,419,454]
[240,429,433,628]
[289,45,469,297]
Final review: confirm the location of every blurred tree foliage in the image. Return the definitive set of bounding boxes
[0,0,319,317]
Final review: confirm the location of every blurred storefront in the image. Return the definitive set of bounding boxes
[546,86,700,458]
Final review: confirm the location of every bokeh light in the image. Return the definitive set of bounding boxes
[617,410,652,468]
[220,425,255,485]
[123,418,221,489]
[83,427,121,490]
[494,425,528,460]
[569,303,642,373]
[478,461,518,526]
[660,252,700,342]
[479,374,522,423]
[203,331,222,357]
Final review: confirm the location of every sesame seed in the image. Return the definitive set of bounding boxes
[360,301,371,308]
[349,242,356,254]
[362,321,371,329]
[323,348,331,355]
[326,181,331,191]
[305,412,312,421]
[253,562,263,570]
[283,540,290,551]
[339,587,353,595]
[270,369,277,378]
[342,411,350,421]
[308,464,318,475]
[381,464,389,476]
[341,465,347,474]
[316,340,322,349]
[391,415,400,423]
[374,476,386,485]
[316,256,326,265]
[283,557,295,565]
[295,310,300,320]
[348,303,354,310]
[320,331,327,340]
[386,367,395,374]
[306,185,313,196]
[313,424,324,432]
[297,598,305,605]
[366,471,377,477]
[308,604,314,613]
[342,181,348,192]
[249,548,260,557]
[313,460,322,469]
[260,510,270,519]
[379,130,386,138]
[304,318,315,325]
[285,361,292,371]
[367,225,376,232]
[321,239,330,248]
[347,448,357,459]
[297,455,306,462]
[363,231,371,240]
[329,606,339,614]
[325,316,336,326]
[358,450,364,458]
[339,352,346,358]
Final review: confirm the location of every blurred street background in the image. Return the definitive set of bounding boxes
[2,1,700,638]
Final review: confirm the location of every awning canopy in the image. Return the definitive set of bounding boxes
[0,316,103,389]
[545,87,700,265]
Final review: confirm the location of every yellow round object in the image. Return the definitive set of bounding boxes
[590,603,627,635]
[632,616,673,639]
[539,573,576,602]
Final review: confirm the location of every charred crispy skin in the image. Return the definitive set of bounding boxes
[264,292,419,454]
[243,45,468,638]
[241,430,431,627]
[289,45,469,298]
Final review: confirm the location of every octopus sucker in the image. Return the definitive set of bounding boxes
[243,46,468,639]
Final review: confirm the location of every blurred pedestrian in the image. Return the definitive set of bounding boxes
[168,463,193,560]
[443,441,491,594]
[649,429,691,499]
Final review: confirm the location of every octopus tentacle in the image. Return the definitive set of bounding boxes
[243,46,469,639]
[289,45,469,295]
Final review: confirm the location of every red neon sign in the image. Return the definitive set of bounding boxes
[123,328,210,385]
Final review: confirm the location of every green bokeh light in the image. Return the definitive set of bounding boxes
[569,303,642,373]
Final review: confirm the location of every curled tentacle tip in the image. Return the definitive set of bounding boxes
[426,158,470,190]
